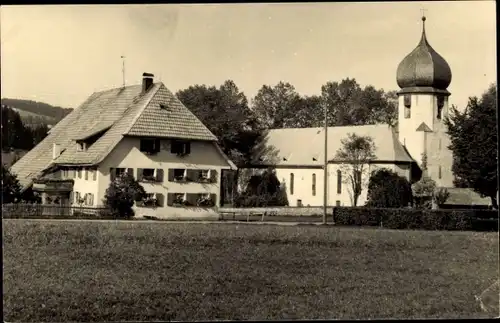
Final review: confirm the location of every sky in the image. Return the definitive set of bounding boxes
[0,1,496,111]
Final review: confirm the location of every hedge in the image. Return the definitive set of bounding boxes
[333,207,498,232]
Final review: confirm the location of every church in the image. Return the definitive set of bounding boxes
[245,15,466,207]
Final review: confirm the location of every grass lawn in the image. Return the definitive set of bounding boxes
[3,220,498,321]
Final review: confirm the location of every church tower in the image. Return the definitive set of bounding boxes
[396,15,454,187]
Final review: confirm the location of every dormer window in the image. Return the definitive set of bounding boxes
[140,138,160,155]
[76,142,86,152]
[171,140,191,156]
[404,94,411,118]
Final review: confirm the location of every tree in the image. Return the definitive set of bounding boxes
[251,82,302,129]
[320,78,397,127]
[444,83,498,208]
[335,133,376,206]
[412,152,437,209]
[234,168,288,207]
[366,168,412,208]
[103,173,147,218]
[176,80,265,205]
[1,163,22,204]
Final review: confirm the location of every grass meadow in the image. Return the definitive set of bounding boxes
[3,220,498,321]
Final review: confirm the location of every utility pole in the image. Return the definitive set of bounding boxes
[323,102,328,225]
[121,56,126,87]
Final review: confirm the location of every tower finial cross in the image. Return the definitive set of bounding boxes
[420,8,428,18]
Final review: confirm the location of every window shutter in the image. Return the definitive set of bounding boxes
[89,193,94,206]
[210,169,218,183]
[70,191,74,204]
[93,169,97,181]
[84,169,89,180]
[127,168,134,178]
[156,193,164,207]
[168,169,174,182]
[167,193,175,206]
[110,168,116,182]
[185,142,191,154]
[156,169,164,183]
[137,168,143,181]
[185,169,194,181]
[186,193,197,205]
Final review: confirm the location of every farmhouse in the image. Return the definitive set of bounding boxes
[247,15,464,207]
[10,73,236,218]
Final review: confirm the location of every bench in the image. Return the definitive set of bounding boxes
[219,211,236,221]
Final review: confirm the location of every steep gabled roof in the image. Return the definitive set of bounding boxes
[11,82,221,190]
[126,85,218,141]
[253,124,414,166]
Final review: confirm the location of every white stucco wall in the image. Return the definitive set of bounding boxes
[97,137,232,218]
[71,168,99,206]
[274,163,411,207]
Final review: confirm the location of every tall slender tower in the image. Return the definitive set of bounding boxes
[395,15,454,187]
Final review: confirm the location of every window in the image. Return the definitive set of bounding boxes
[200,170,210,179]
[115,168,126,177]
[140,138,160,154]
[290,173,294,195]
[438,166,442,179]
[78,169,82,179]
[297,199,303,207]
[173,169,186,181]
[437,96,445,120]
[312,173,316,196]
[92,169,97,181]
[142,168,156,181]
[84,169,89,180]
[336,200,341,206]
[438,139,442,150]
[337,170,342,194]
[199,169,212,182]
[404,94,411,119]
[76,142,86,152]
[171,140,191,155]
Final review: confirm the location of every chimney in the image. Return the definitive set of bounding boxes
[142,73,154,94]
[53,143,61,160]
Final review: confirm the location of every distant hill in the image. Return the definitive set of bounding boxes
[1,98,72,126]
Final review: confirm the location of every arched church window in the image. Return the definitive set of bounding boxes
[437,96,445,119]
[337,170,342,194]
[404,94,411,118]
[312,173,316,196]
[438,166,442,179]
[290,173,294,195]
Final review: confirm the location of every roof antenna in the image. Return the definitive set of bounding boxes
[121,55,126,87]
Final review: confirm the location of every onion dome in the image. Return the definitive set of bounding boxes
[396,16,452,92]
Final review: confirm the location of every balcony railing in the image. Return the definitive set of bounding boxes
[32,179,74,192]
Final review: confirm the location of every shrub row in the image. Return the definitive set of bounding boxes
[333,207,498,232]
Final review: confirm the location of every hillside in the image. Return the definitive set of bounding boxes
[1,98,72,125]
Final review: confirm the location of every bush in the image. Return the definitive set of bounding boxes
[332,207,498,232]
[366,168,412,208]
[103,173,146,218]
[235,168,289,207]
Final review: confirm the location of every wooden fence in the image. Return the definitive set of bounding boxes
[2,204,111,219]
